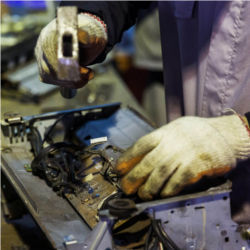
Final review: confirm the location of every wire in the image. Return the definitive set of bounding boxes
[29,127,43,156]
[152,219,180,250]
[28,109,122,196]
[144,225,152,250]
[42,114,66,145]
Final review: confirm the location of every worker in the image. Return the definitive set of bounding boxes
[35,2,250,202]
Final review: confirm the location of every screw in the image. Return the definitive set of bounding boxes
[221,230,227,236]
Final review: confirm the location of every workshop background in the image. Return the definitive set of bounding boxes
[1,1,165,249]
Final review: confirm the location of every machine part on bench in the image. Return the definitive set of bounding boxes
[2,103,249,249]
[1,103,154,248]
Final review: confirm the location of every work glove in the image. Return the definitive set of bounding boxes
[35,13,107,88]
[116,115,250,200]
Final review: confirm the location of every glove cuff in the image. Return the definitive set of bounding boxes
[78,13,107,41]
[207,115,250,161]
[242,112,250,134]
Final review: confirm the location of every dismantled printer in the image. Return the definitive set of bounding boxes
[1,103,249,249]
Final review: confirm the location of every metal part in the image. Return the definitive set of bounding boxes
[107,198,137,219]
[2,112,27,146]
[60,87,77,99]
[57,6,79,99]
[4,112,22,124]
[1,103,153,249]
[79,186,249,250]
[4,116,22,124]
[1,103,120,136]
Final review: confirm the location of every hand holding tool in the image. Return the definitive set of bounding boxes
[35,6,107,97]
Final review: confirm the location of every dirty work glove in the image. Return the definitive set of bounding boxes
[116,115,250,200]
[35,13,107,88]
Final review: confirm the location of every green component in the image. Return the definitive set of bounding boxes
[24,164,32,172]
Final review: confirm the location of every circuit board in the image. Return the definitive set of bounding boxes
[65,153,118,229]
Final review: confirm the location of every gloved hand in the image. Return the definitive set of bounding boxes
[116,115,250,200]
[35,13,107,88]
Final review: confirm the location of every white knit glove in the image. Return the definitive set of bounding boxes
[35,13,107,88]
[116,115,250,200]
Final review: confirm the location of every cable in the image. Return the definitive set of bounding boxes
[144,225,152,250]
[152,219,180,250]
[42,114,66,145]
[29,127,43,156]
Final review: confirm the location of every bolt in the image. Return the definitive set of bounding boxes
[221,230,227,236]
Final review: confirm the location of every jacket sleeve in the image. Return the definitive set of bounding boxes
[60,1,151,63]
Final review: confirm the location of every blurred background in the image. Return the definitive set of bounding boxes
[1,1,165,249]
